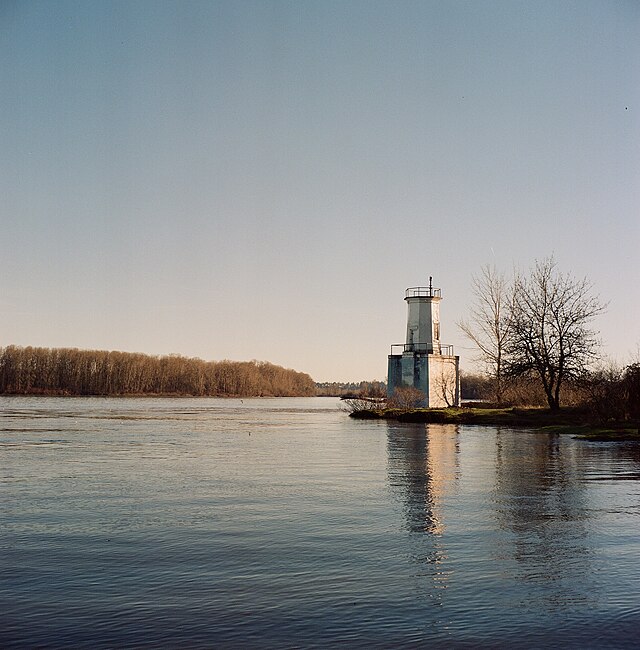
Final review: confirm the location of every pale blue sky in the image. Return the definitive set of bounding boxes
[1,0,638,381]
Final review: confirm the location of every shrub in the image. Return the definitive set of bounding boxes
[583,363,640,425]
[341,396,385,417]
[387,386,426,411]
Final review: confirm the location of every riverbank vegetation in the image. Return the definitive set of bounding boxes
[346,401,586,425]
[347,367,640,437]
[0,345,315,397]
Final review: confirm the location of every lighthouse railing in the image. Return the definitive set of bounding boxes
[405,287,441,299]
[390,343,454,356]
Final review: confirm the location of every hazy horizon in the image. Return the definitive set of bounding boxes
[2,1,638,382]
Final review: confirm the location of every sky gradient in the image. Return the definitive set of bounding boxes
[2,0,638,381]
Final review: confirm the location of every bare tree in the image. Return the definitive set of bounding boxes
[432,358,459,407]
[506,257,605,410]
[458,265,512,404]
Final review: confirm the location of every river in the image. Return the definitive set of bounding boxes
[2,396,639,648]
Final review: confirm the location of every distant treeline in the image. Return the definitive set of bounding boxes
[315,381,386,398]
[315,375,561,402]
[0,346,315,397]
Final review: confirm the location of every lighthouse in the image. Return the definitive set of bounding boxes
[387,278,460,407]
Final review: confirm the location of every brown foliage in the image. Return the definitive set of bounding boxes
[0,345,315,397]
[584,363,640,425]
[316,380,386,398]
[387,386,426,410]
[460,371,582,408]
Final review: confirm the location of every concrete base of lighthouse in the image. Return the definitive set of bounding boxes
[388,352,460,408]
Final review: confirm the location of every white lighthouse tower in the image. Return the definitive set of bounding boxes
[387,278,460,407]
[405,277,442,355]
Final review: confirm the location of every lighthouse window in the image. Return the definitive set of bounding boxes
[434,323,440,340]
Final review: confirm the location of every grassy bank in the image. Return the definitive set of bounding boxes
[349,405,640,439]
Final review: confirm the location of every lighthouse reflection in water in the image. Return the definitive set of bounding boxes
[386,422,459,602]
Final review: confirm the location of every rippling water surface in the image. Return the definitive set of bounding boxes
[2,396,640,648]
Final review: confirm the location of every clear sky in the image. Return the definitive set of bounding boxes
[1,0,638,382]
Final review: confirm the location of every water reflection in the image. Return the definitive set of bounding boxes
[492,432,594,608]
[386,423,461,606]
[386,423,460,535]
[386,423,640,614]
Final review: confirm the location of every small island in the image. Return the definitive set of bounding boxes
[345,400,639,441]
[343,398,640,440]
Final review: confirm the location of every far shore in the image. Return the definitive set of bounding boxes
[0,392,314,399]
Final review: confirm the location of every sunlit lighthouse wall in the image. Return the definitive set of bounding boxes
[387,279,460,407]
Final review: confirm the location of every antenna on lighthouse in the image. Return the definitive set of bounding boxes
[429,276,433,294]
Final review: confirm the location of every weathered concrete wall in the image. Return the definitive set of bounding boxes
[388,354,428,404]
[387,355,402,398]
[427,355,460,407]
[387,353,460,408]
[387,354,428,404]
